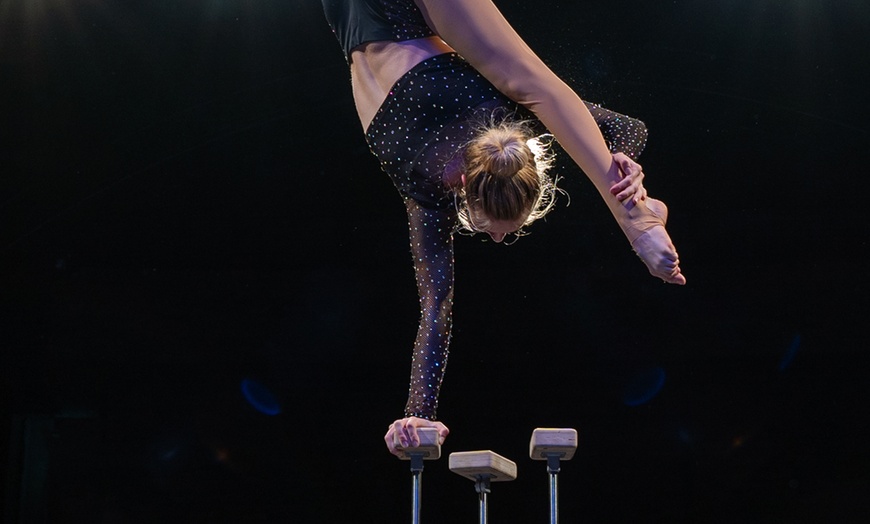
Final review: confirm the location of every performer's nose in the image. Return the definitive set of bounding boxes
[489,232,506,243]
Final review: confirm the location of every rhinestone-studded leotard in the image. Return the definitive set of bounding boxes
[365,53,648,420]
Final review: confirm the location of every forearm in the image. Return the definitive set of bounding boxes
[404,297,452,419]
[510,73,622,198]
[403,198,456,420]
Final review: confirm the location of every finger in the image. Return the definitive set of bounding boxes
[407,424,420,447]
[617,184,639,202]
[614,155,642,177]
[621,161,641,178]
[394,421,410,448]
[435,422,450,443]
[633,186,647,203]
[610,177,631,196]
[385,427,401,456]
[612,152,628,170]
[614,178,641,201]
[618,178,644,202]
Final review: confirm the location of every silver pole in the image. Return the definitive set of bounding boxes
[409,454,425,524]
[548,470,558,524]
[547,454,562,524]
[475,476,491,524]
[412,470,422,524]
[478,488,488,524]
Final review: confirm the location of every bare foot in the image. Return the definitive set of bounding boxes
[629,199,686,285]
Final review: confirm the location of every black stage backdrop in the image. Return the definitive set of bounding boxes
[1,1,868,522]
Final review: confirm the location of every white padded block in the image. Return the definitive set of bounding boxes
[449,450,517,482]
[529,428,578,460]
[398,427,442,460]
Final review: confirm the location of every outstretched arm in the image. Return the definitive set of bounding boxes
[415,0,618,196]
[415,0,684,283]
[384,197,456,456]
[405,198,456,419]
[402,197,455,420]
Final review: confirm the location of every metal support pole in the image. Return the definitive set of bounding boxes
[399,427,442,524]
[474,476,492,524]
[409,453,425,524]
[531,428,577,524]
[546,454,562,524]
[450,450,516,524]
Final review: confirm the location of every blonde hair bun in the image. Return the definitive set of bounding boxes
[473,127,533,177]
[456,116,560,232]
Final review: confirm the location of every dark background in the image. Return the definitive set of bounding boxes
[1,1,868,522]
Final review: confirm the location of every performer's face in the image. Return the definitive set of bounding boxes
[468,208,529,243]
[461,174,533,242]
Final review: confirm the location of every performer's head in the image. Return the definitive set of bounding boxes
[457,120,558,242]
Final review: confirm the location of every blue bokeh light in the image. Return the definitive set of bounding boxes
[777,334,801,371]
[241,379,281,416]
[623,367,666,406]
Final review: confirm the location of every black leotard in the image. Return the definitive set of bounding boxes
[323,3,649,421]
[366,53,527,418]
[322,0,434,57]
[365,54,647,419]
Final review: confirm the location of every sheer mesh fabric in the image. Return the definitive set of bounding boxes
[403,198,456,418]
[401,101,648,420]
[332,0,670,421]
[586,103,648,161]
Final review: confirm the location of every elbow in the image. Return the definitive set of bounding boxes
[420,290,453,326]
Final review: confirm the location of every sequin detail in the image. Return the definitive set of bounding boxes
[380,0,434,45]
[366,53,506,211]
[586,103,649,160]
[366,53,505,419]
[363,53,649,420]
